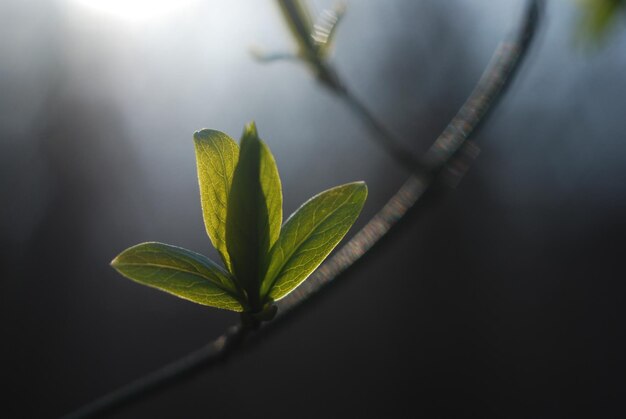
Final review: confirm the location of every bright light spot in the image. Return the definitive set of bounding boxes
[71,0,195,22]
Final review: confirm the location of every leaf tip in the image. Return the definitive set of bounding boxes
[244,121,258,137]
[109,256,119,269]
[110,252,127,276]
[110,249,126,269]
[192,128,208,141]
[240,122,261,148]
[240,121,264,151]
[193,128,226,146]
[351,180,368,198]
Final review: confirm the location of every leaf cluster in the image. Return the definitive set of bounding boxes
[111,123,366,321]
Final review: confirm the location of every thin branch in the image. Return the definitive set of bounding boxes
[276,0,541,315]
[274,0,430,176]
[62,1,541,417]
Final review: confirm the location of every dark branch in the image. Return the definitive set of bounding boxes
[276,0,541,317]
[62,1,541,417]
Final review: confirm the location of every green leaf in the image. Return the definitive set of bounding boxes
[577,0,624,41]
[111,242,244,312]
[194,129,239,272]
[262,181,367,301]
[226,122,282,309]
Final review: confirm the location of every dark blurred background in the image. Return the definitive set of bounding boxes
[1,0,625,417]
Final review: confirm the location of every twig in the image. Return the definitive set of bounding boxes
[276,0,541,316]
[275,0,430,176]
[62,1,541,417]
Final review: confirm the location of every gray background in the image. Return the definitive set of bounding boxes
[1,0,625,417]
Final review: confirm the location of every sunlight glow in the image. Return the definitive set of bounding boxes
[72,0,194,22]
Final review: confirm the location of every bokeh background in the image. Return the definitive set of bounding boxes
[1,0,625,417]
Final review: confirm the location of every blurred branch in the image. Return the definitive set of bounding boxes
[62,1,541,417]
[271,0,429,176]
[276,0,541,312]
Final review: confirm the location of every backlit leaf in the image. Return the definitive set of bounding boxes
[262,181,367,301]
[111,242,244,312]
[194,129,239,272]
[226,122,282,309]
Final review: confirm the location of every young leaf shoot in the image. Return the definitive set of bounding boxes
[111,123,367,321]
